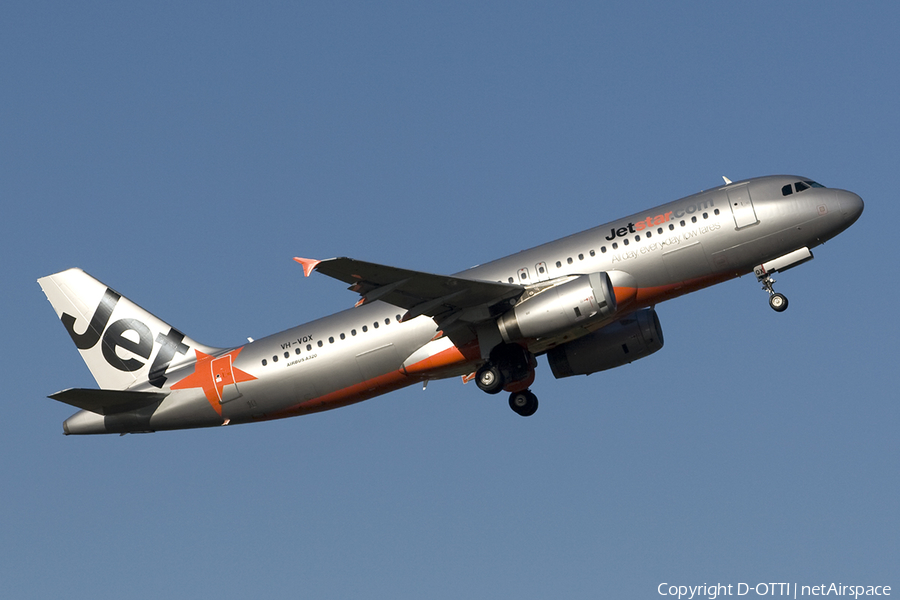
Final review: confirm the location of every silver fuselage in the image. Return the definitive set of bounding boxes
[60,175,864,434]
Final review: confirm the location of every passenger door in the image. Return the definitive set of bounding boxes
[727,185,759,229]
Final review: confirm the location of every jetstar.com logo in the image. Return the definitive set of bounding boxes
[605,211,673,240]
[61,288,189,388]
[604,199,716,241]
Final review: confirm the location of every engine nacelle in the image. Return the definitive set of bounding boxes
[547,308,664,378]
[497,272,617,343]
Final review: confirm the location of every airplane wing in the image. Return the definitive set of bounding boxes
[49,388,168,415]
[294,257,524,326]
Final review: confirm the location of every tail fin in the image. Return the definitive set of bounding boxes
[38,268,219,391]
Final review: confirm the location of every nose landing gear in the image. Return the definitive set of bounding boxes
[758,272,789,312]
[754,247,814,312]
[768,291,788,312]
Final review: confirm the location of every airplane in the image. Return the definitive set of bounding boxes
[38,174,864,434]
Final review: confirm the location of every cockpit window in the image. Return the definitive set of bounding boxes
[783,180,825,197]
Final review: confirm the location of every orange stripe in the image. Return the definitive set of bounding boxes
[402,345,469,375]
[260,271,743,422]
[613,286,638,306]
[633,271,736,306]
[262,370,413,420]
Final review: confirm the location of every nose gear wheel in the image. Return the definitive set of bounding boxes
[758,273,789,312]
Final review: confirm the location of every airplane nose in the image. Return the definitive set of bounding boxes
[840,191,864,225]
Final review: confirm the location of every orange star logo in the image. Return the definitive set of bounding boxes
[171,347,257,416]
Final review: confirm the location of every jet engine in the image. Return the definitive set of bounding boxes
[497,272,617,343]
[546,308,664,378]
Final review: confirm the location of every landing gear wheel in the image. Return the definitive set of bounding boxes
[758,271,789,313]
[475,365,504,395]
[769,293,788,312]
[509,390,538,417]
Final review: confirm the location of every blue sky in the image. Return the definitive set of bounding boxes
[2,2,897,598]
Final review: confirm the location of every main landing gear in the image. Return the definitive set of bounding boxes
[508,390,538,417]
[758,272,789,312]
[475,343,540,416]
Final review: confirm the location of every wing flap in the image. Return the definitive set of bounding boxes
[50,388,168,416]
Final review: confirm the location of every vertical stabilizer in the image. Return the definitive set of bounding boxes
[38,268,219,391]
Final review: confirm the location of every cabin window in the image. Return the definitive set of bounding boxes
[272,355,278,363]
[578,253,584,260]
[284,351,290,359]
[262,359,267,366]
[634,235,640,242]
[612,243,618,249]
[623,239,629,246]
[567,257,573,264]
[680,220,686,227]
[691,216,697,223]
[351,329,357,336]
[340,333,346,340]
[645,231,652,238]
[538,265,545,273]
[703,212,708,219]
[556,261,562,268]
[385,318,391,325]
[601,246,607,253]
[362,325,368,332]
[396,314,402,321]
[295,348,301,355]
[317,340,323,347]
[590,249,595,257]
[714,208,720,215]
[328,337,334,344]
[669,224,675,231]
[373,322,379,329]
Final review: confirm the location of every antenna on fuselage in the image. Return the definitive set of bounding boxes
[722,176,732,185]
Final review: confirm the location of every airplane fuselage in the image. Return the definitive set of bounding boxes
[46,175,864,434]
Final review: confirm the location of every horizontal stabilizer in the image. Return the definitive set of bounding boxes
[49,388,168,416]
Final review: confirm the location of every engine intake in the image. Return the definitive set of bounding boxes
[497,272,616,343]
[547,308,664,378]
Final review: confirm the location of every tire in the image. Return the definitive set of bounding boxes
[475,364,504,395]
[509,390,538,417]
[769,293,788,312]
